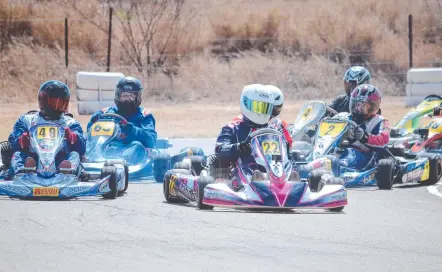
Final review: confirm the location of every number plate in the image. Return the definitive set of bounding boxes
[33,187,59,196]
[318,122,346,137]
[91,121,115,136]
[261,140,281,155]
[37,126,58,140]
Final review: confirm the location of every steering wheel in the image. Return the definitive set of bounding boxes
[325,106,338,117]
[100,113,128,126]
[244,128,283,144]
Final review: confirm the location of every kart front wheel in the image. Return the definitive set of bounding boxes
[197,176,214,210]
[163,169,190,203]
[105,159,129,193]
[101,166,118,199]
[376,159,394,190]
[153,153,171,183]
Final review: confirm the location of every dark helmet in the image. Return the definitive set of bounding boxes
[38,80,70,120]
[349,84,382,124]
[343,66,371,96]
[114,76,144,114]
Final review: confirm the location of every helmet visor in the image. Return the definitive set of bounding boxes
[350,100,371,115]
[243,97,273,115]
[116,92,138,102]
[46,96,69,112]
[344,81,358,95]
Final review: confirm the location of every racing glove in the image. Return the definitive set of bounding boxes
[120,122,134,136]
[64,127,78,144]
[348,127,368,143]
[237,141,251,156]
[18,132,30,150]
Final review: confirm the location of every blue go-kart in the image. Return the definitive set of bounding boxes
[81,113,206,182]
[291,113,442,189]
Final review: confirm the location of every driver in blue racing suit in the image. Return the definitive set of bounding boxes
[340,84,391,169]
[86,76,157,164]
[215,84,276,191]
[5,80,86,179]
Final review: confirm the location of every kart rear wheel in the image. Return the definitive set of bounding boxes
[328,206,345,212]
[163,169,191,203]
[308,169,332,192]
[173,162,191,170]
[186,155,205,176]
[154,153,171,183]
[101,166,118,199]
[105,159,129,193]
[376,159,394,190]
[419,155,442,184]
[389,146,405,157]
[197,176,214,210]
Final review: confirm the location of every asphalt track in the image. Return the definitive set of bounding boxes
[1,138,442,272]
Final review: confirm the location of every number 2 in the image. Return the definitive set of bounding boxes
[262,142,278,153]
[324,125,335,135]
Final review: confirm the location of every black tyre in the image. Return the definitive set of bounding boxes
[328,206,345,212]
[291,150,303,162]
[173,161,191,170]
[163,169,191,203]
[308,169,331,192]
[376,159,394,190]
[197,176,215,210]
[105,159,129,193]
[186,155,205,176]
[418,154,442,184]
[327,177,345,185]
[101,166,118,199]
[153,153,171,183]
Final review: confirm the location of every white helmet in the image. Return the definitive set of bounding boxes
[266,85,284,117]
[240,84,274,125]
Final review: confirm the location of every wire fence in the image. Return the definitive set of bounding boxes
[1,6,442,100]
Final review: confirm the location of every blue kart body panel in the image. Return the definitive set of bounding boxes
[83,115,173,181]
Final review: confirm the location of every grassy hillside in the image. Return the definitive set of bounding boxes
[0,0,441,103]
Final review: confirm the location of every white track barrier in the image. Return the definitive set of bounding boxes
[406,68,442,106]
[76,72,124,115]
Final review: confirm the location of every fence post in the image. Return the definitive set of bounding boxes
[65,17,68,67]
[408,14,413,68]
[106,7,113,72]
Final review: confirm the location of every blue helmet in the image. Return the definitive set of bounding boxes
[114,76,144,114]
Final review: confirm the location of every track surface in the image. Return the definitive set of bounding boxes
[1,139,442,272]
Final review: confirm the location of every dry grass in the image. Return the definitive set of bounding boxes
[0,96,421,139]
[0,0,441,102]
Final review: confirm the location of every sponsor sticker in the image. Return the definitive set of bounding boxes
[33,187,59,197]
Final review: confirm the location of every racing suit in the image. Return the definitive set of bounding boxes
[87,106,157,164]
[7,111,86,177]
[341,114,391,169]
[233,114,293,147]
[329,94,350,113]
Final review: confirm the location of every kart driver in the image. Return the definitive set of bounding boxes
[342,84,391,168]
[4,80,86,179]
[215,84,276,190]
[329,66,371,113]
[232,85,293,148]
[87,76,157,149]
[266,85,293,148]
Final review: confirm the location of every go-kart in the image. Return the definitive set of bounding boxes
[293,113,442,189]
[0,123,125,199]
[400,115,442,160]
[81,113,206,183]
[388,94,442,156]
[162,128,348,212]
[289,101,338,143]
